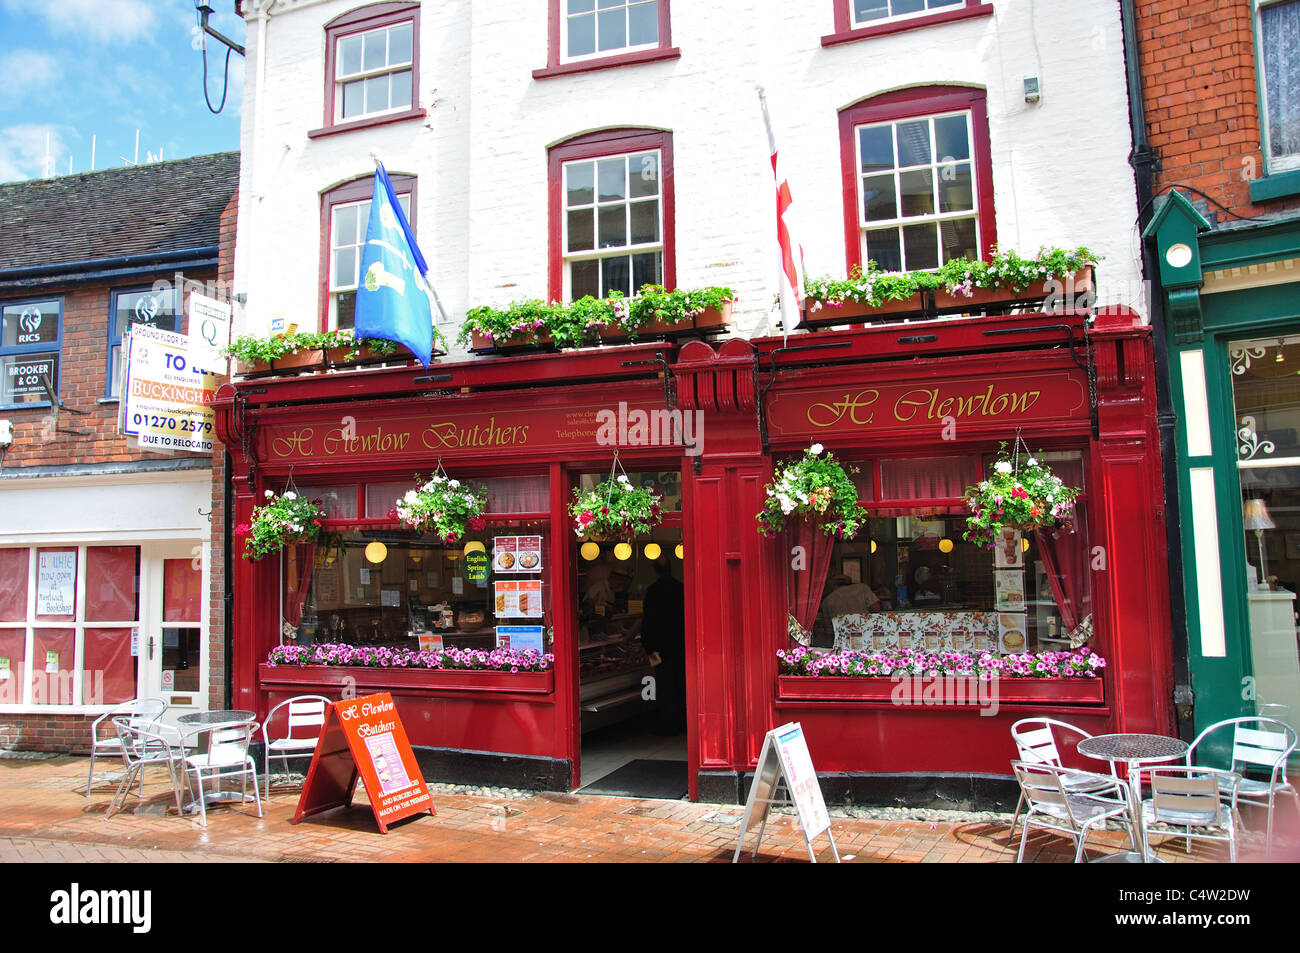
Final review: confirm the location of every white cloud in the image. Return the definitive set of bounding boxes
[0,50,62,106]
[2,0,161,44]
[0,124,70,183]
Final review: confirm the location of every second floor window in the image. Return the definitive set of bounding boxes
[1258,0,1300,172]
[564,0,660,61]
[323,176,415,330]
[1,297,62,408]
[323,3,419,129]
[107,286,179,399]
[550,129,674,302]
[853,0,963,27]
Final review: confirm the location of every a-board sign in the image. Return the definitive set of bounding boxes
[292,692,434,833]
[733,721,838,863]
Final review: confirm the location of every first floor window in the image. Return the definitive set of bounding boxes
[323,176,414,330]
[550,129,674,302]
[852,0,963,27]
[1258,0,1300,171]
[107,286,180,398]
[1,297,62,408]
[564,0,660,61]
[324,3,419,128]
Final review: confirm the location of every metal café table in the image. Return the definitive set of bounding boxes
[1077,733,1189,863]
[175,710,258,812]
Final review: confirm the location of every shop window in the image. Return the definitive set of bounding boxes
[318,3,420,134]
[321,174,415,330]
[1228,335,1300,724]
[549,129,675,302]
[283,522,552,653]
[839,87,995,276]
[576,469,682,512]
[1,296,62,408]
[0,546,141,709]
[535,0,677,77]
[105,285,180,399]
[297,484,360,521]
[1258,0,1300,173]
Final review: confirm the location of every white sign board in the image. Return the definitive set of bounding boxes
[733,721,838,863]
[123,324,218,454]
[187,291,232,376]
[37,551,76,616]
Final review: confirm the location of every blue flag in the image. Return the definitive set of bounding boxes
[353,163,434,368]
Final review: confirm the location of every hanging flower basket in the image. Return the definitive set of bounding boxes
[756,444,869,539]
[962,436,1080,548]
[394,470,489,544]
[240,489,323,560]
[571,467,663,538]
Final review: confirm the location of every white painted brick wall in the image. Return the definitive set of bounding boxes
[234,0,1144,349]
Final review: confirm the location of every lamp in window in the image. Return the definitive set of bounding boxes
[364,541,388,563]
[938,538,954,554]
[643,543,662,560]
[581,541,601,561]
[1243,498,1277,590]
[613,542,632,561]
[674,544,684,560]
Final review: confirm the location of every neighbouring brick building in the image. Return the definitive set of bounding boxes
[1132,0,1300,750]
[0,152,238,757]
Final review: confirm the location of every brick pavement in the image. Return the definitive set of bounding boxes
[0,756,1281,863]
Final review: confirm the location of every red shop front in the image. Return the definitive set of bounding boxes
[213,306,1173,806]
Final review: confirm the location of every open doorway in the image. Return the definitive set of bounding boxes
[572,472,688,799]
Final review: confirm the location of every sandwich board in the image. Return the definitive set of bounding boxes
[292,692,434,833]
[733,721,839,862]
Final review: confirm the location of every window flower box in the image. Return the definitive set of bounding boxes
[597,298,733,342]
[776,674,1104,706]
[259,662,555,695]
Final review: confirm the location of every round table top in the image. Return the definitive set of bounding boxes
[1078,733,1188,762]
[177,710,256,726]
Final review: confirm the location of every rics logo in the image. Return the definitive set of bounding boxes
[133,294,159,324]
[19,307,42,335]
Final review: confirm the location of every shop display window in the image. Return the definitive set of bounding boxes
[786,452,1092,658]
[0,547,28,621]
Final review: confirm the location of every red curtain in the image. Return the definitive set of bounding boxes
[84,628,137,704]
[880,456,974,500]
[283,542,318,635]
[0,548,28,621]
[163,558,202,622]
[1034,503,1091,633]
[788,517,836,633]
[86,547,139,622]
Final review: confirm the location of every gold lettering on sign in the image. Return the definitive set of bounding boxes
[322,427,413,456]
[890,385,1042,423]
[421,417,531,450]
[806,390,881,428]
[272,428,315,458]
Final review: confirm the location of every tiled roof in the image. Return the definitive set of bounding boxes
[0,151,239,273]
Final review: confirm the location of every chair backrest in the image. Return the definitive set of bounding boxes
[1143,766,1231,826]
[132,697,167,722]
[1012,718,1091,767]
[265,695,330,743]
[1011,762,1080,827]
[94,697,166,742]
[112,716,173,768]
[1190,717,1297,782]
[205,723,254,766]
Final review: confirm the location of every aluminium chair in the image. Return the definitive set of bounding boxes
[1138,765,1239,862]
[104,717,186,819]
[1011,761,1136,863]
[86,697,166,796]
[1009,718,1121,839]
[183,722,263,828]
[261,694,330,799]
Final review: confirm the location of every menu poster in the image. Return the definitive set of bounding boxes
[37,551,76,615]
[364,732,415,795]
[993,530,1024,569]
[417,633,444,653]
[494,580,543,618]
[998,612,1028,655]
[493,536,543,574]
[995,571,1026,611]
[497,625,545,653]
[0,658,9,680]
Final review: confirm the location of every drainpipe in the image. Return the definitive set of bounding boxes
[1120,0,1194,739]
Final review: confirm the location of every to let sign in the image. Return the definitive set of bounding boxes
[123,324,219,454]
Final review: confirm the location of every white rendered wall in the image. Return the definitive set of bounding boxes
[234,0,1144,351]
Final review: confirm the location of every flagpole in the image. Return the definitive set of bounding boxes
[757,85,802,347]
[369,152,450,326]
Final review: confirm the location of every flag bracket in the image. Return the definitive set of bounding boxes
[757,341,853,456]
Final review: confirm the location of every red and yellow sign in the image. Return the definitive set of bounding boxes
[292,692,433,834]
[766,369,1087,439]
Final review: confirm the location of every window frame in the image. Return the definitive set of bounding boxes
[547,128,676,303]
[823,0,993,47]
[1253,0,1300,175]
[1,295,63,411]
[312,2,424,139]
[534,0,679,79]
[838,86,996,277]
[319,173,418,332]
[104,284,181,400]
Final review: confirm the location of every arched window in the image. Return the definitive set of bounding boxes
[319,173,417,330]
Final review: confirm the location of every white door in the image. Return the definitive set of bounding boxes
[138,541,209,723]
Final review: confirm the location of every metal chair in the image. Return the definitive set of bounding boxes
[1138,765,1239,863]
[1009,718,1120,838]
[1186,716,1299,860]
[261,694,329,799]
[86,697,166,796]
[1011,761,1136,863]
[183,721,263,827]
[104,717,186,819]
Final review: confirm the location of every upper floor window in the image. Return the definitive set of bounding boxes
[1257,0,1300,173]
[549,129,674,301]
[322,174,416,331]
[1,297,62,409]
[106,286,179,399]
[853,0,963,26]
[320,3,420,133]
[839,87,995,275]
[536,0,677,77]
[824,0,993,46]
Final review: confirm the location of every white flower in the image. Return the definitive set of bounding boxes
[809,443,824,455]
[404,490,418,504]
[449,479,460,488]
[264,490,274,498]
[1027,457,1038,467]
[617,474,631,485]
[283,491,297,500]
[995,461,1013,475]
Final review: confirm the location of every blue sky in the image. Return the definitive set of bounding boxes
[0,0,244,183]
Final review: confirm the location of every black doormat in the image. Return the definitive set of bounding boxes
[579,759,689,800]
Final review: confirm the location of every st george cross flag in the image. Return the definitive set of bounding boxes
[758,86,805,336]
[354,162,435,368]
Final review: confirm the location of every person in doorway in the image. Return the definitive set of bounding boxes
[640,558,686,735]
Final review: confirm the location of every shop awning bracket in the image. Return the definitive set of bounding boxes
[758,342,853,455]
[982,322,1098,438]
[621,353,703,472]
